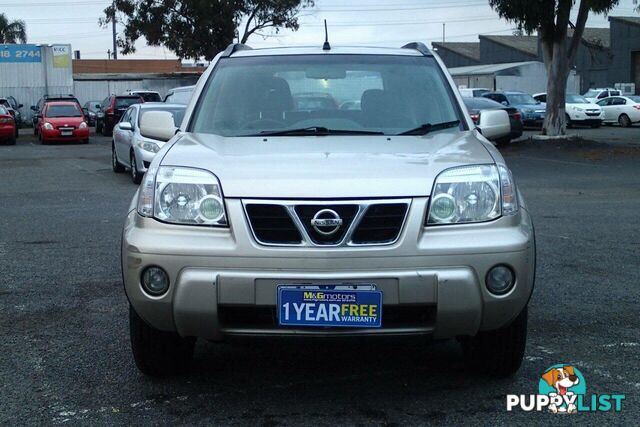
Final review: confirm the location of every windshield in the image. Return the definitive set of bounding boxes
[191,55,461,136]
[0,106,8,115]
[506,94,538,105]
[46,105,82,117]
[137,92,161,102]
[116,97,142,109]
[139,107,186,127]
[566,95,589,104]
[628,96,640,103]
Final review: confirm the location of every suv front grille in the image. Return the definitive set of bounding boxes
[244,199,410,247]
[245,204,302,244]
[351,204,408,244]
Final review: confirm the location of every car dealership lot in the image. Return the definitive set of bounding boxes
[1,130,638,424]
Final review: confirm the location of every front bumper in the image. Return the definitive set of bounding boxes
[41,127,89,142]
[568,110,603,122]
[132,146,158,173]
[122,198,535,340]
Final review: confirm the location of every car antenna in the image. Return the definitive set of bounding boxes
[322,20,331,50]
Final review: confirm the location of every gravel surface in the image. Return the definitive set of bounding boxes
[1,129,638,425]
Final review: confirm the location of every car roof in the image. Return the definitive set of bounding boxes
[230,46,423,57]
[137,103,186,110]
[46,101,80,106]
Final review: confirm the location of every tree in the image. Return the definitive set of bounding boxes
[101,0,312,60]
[0,13,27,44]
[488,0,620,136]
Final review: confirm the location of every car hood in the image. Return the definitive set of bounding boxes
[45,117,84,125]
[513,104,545,111]
[162,130,495,198]
[569,103,601,110]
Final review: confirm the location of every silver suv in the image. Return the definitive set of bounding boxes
[122,42,535,377]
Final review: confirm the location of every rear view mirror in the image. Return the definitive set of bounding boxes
[139,111,176,142]
[475,109,510,141]
[305,67,346,79]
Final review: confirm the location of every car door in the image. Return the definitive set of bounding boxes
[610,97,626,120]
[114,108,132,162]
[122,107,137,152]
[596,98,612,121]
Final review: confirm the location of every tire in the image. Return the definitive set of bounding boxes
[565,114,572,129]
[112,143,125,173]
[130,305,196,377]
[96,121,103,135]
[102,123,112,137]
[15,127,19,138]
[8,135,16,145]
[33,125,37,136]
[82,138,90,144]
[461,306,527,377]
[618,114,632,128]
[130,151,143,184]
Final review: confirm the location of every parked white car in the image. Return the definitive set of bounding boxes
[458,88,491,98]
[123,90,162,103]
[583,88,621,104]
[596,95,640,127]
[112,103,186,183]
[533,93,603,128]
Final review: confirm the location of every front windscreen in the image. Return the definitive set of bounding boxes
[46,105,82,118]
[628,96,640,103]
[507,94,538,105]
[138,93,162,102]
[191,54,461,136]
[566,95,589,104]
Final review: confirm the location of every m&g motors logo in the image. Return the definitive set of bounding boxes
[506,364,625,413]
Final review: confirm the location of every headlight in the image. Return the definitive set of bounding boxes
[137,140,160,153]
[79,122,88,129]
[137,166,227,226]
[43,122,54,130]
[523,108,533,114]
[573,107,583,112]
[426,164,518,225]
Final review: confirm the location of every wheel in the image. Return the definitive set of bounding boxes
[112,143,125,173]
[96,121,103,134]
[129,305,195,377]
[15,127,19,138]
[33,125,37,136]
[8,135,16,145]
[618,114,632,128]
[565,114,572,129]
[102,123,112,137]
[130,151,143,184]
[461,306,527,377]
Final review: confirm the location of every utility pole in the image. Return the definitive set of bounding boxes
[111,0,117,59]
[442,23,446,43]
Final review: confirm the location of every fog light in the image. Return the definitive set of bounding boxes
[485,265,515,295]
[141,266,169,296]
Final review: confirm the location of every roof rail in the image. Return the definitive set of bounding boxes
[401,42,433,56]
[221,43,252,57]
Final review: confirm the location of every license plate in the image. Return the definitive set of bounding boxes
[277,285,382,328]
[61,130,73,136]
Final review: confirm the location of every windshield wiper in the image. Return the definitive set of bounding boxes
[398,120,461,136]
[245,126,385,137]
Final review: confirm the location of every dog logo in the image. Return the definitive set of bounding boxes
[539,365,586,413]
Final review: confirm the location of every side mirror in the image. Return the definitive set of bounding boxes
[119,122,133,131]
[18,104,23,109]
[139,111,176,142]
[500,101,508,106]
[30,105,37,111]
[475,109,510,141]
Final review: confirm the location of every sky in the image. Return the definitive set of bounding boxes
[1,0,639,60]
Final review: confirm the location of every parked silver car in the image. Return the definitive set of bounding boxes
[111,103,186,184]
[122,43,535,377]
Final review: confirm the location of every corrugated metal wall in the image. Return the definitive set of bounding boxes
[0,44,73,122]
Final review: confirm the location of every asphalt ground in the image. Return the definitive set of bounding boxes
[0,127,639,425]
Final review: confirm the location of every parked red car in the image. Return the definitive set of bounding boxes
[0,105,17,145]
[37,101,90,144]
